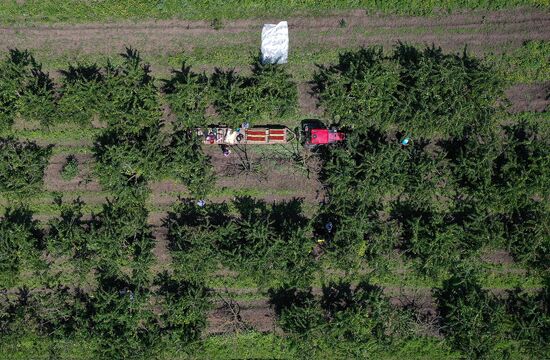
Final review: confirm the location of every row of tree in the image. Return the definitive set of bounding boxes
[313,45,549,276]
[2,193,548,359]
[0,190,210,359]
[90,49,214,195]
[0,48,298,130]
[1,44,548,358]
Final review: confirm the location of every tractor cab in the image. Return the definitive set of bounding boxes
[302,120,345,148]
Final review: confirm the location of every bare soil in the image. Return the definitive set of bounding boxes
[206,286,440,335]
[298,82,323,116]
[481,249,516,265]
[44,153,101,192]
[0,8,548,74]
[505,81,550,113]
[207,299,276,335]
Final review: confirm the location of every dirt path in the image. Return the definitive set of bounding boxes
[44,153,101,192]
[0,8,548,75]
[505,81,550,113]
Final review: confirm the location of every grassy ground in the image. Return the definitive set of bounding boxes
[0,331,461,360]
[0,0,547,24]
[15,38,550,85]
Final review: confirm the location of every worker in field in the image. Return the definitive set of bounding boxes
[221,145,231,157]
[206,133,216,144]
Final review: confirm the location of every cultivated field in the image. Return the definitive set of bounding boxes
[0,3,549,359]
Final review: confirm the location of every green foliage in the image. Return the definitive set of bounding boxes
[505,201,549,271]
[169,129,215,199]
[154,271,211,344]
[270,280,412,358]
[166,197,317,288]
[60,155,79,180]
[91,270,160,359]
[316,45,548,278]
[219,197,315,288]
[494,121,550,270]
[211,54,297,127]
[46,196,92,275]
[166,200,232,280]
[17,66,57,127]
[163,61,210,127]
[249,56,298,119]
[90,189,155,287]
[0,137,52,197]
[0,49,57,128]
[57,62,105,126]
[92,48,166,191]
[506,281,550,358]
[0,206,42,286]
[0,42,548,359]
[434,264,510,359]
[0,49,34,130]
[100,48,161,135]
[22,286,89,337]
[94,125,166,191]
[314,44,504,138]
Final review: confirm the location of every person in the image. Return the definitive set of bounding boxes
[206,133,216,144]
[401,137,411,146]
[197,199,206,207]
[325,221,333,233]
[221,145,231,157]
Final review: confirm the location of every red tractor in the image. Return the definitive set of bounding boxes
[301,120,346,149]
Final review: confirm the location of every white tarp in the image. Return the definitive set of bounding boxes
[261,21,288,64]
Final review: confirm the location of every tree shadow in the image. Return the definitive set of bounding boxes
[267,286,315,317]
[59,63,103,83]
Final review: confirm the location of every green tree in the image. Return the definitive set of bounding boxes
[57,62,105,126]
[211,54,297,127]
[92,48,166,191]
[168,128,215,199]
[0,137,52,198]
[0,49,36,130]
[162,60,210,127]
[434,263,509,359]
[154,271,211,345]
[90,189,155,289]
[91,270,160,360]
[0,206,42,286]
[270,280,412,358]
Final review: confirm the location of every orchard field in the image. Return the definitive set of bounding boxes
[0,2,549,359]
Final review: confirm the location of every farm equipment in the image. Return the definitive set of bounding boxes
[301,120,345,149]
[197,126,289,145]
[196,120,345,148]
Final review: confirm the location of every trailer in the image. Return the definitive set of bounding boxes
[197,127,290,145]
[197,120,345,147]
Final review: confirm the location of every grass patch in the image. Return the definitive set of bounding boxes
[0,1,546,24]
[489,40,550,84]
[194,331,295,359]
[60,154,79,180]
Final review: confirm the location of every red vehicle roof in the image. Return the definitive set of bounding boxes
[310,129,345,144]
[310,129,329,144]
